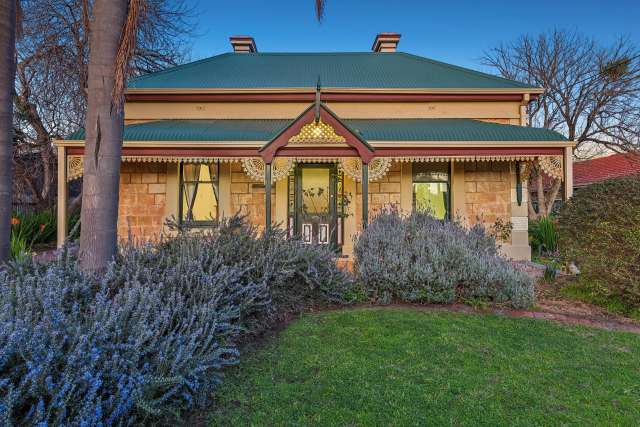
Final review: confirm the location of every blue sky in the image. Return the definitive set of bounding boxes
[189,0,640,73]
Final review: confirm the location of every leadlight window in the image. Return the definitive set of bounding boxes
[180,162,219,226]
[413,162,450,220]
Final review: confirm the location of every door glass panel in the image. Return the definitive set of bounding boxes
[301,168,330,215]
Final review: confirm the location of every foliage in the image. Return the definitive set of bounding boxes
[164,215,353,329]
[9,210,56,260]
[543,264,558,283]
[10,209,56,244]
[353,211,534,308]
[8,234,28,263]
[212,309,640,426]
[557,175,640,313]
[490,216,513,243]
[0,216,352,425]
[529,216,558,256]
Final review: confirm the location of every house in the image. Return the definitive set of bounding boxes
[55,33,574,261]
[574,152,640,189]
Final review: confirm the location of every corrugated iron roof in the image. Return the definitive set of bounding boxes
[127,52,535,90]
[67,119,565,142]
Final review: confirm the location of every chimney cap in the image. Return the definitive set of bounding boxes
[230,35,257,53]
[372,32,401,52]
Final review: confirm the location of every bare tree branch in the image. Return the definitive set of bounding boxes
[483,30,640,218]
[13,0,194,211]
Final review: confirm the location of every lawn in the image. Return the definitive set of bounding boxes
[210,308,640,426]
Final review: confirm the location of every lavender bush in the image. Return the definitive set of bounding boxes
[354,211,534,308]
[0,216,352,425]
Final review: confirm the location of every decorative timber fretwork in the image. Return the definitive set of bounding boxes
[518,161,533,183]
[514,155,563,182]
[65,155,241,181]
[537,155,564,181]
[288,119,347,144]
[67,155,84,181]
[64,154,565,183]
[391,155,540,162]
[241,157,295,183]
[340,157,393,182]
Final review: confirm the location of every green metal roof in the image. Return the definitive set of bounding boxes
[67,119,565,142]
[128,52,535,90]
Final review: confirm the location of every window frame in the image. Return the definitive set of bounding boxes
[412,161,451,220]
[178,161,220,227]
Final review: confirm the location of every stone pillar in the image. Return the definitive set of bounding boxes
[507,161,531,260]
[56,146,68,248]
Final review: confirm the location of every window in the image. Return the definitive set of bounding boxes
[180,162,219,225]
[413,162,450,220]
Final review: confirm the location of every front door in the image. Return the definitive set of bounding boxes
[295,163,338,246]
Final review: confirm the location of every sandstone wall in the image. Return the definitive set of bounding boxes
[118,162,167,241]
[229,162,275,231]
[464,161,512,227]
[355,161,402,228]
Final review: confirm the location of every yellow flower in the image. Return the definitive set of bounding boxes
[11,217,20,226]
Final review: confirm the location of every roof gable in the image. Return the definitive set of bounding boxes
[128,52,536,90]
[259,103,374,163]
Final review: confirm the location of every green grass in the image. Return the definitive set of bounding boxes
[210,308,640,426]
[562,280,640,320]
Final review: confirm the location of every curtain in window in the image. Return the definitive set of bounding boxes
[183,164,201,221]
[413,162,450,220]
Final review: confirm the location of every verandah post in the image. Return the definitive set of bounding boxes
[265,162,272,233]
[56,145,68,247]
[362,162,368,229]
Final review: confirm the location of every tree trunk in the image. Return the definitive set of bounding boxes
[0,0,16,264]
[79,0,128,273]
[544,178,562,217]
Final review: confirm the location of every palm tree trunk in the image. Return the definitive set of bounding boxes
[79,0,128,273]
[0,0,17,264]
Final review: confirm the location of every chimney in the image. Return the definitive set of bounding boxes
[372,33,401,52]
[230,36,257,53]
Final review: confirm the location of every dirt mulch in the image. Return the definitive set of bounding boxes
[349,303,640,334]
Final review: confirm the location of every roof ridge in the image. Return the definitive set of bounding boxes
[128,51,540,90]
[396,52,534,89]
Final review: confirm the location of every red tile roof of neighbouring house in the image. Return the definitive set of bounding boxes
[574,153,640,187]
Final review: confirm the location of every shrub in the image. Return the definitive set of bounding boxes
[10,210,56,245]
[353,211,534,308]
[529,216,558,256]
[557,175,640,312]
[0,216,352,425]
[9,210,59,260]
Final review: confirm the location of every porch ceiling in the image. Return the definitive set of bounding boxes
[65,118,566,144]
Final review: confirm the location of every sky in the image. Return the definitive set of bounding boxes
[187,0,640,73]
